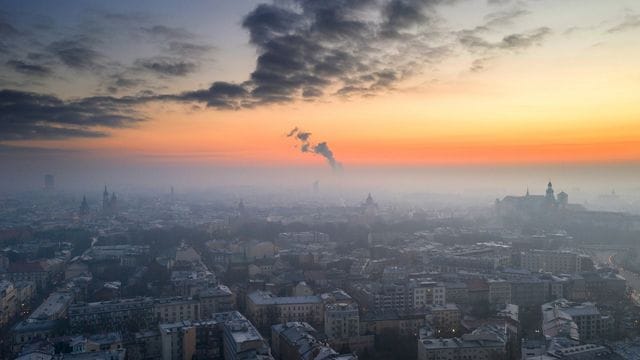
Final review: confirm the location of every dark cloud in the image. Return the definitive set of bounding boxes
[242,4,304,46]
[113,76,145,89]
[484,8,530,28]
[160,0,457,109]
[172,82,249,109]
[501,27,551,48]
[460,27,551,52]
[0,20,19,36]
[381,0,432,37]
[136,57,198,77]
[98,11,149,24]
[0,0,558,138]
[47,39,102,70]
[0,89,143,140]
[469,57,494,72]
[607,14,640,33]
[141,25,194,40]
[6,60,53,77]
[455,3,548,72]
[104,75,147,94]
[167,41,214,57]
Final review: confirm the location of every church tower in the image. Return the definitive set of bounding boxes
[80,196,89,217]
[110,192,117,212]
[545,181,555,202]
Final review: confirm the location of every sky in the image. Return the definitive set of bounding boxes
[1,0,640,193]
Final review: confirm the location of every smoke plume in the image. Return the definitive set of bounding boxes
[286,127,342,171]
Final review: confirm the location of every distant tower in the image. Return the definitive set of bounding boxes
[363,193,379,217]
[80,196,89,217]
[102,186,109,212]
[365,193,375,206]
[313,180,319,194]
[557,191,568,207]
[545,181,555,201]
[238,200,247,218]
[44,174,55,191]
[110,193,117,212]
[526,187,530,197]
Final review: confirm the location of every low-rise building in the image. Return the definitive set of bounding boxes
[29,291,74,321]
[418,324,507,360]
[69,297,155,333]
[7,260,62,292]
[410,281,445,308]
[197,285,235,319]
[154,297,201,324]
[520,250,582,274]
[488,279,511,305]
[360,309,428,337]
[510,278,549,308]
[428,304,461,336]
[325,302,360,339]
[349,282,409,312]
[223,312,274,360]
[246,291,323,331]
[158,311,272,360]
[443,282,468,305]
[271,322,356,360]
[541,299,614,341]
[1,280,17,327]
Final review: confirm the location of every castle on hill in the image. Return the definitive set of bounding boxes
[495,182,585,218]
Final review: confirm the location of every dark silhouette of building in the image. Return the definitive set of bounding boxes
[362,193,378,216]
[545,181,555,202]
[238,200,247,218]
[495,182,584,221]
[102,186,118,215]
[80,196,89,217]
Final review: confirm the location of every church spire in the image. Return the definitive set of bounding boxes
[80,195,89,216]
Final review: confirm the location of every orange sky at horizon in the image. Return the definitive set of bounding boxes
[13,67,640,168]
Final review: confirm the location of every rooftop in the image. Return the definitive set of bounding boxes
[29,291,74,321]
[248,290,321,306]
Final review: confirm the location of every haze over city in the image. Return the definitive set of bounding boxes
[2,1,640,360]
